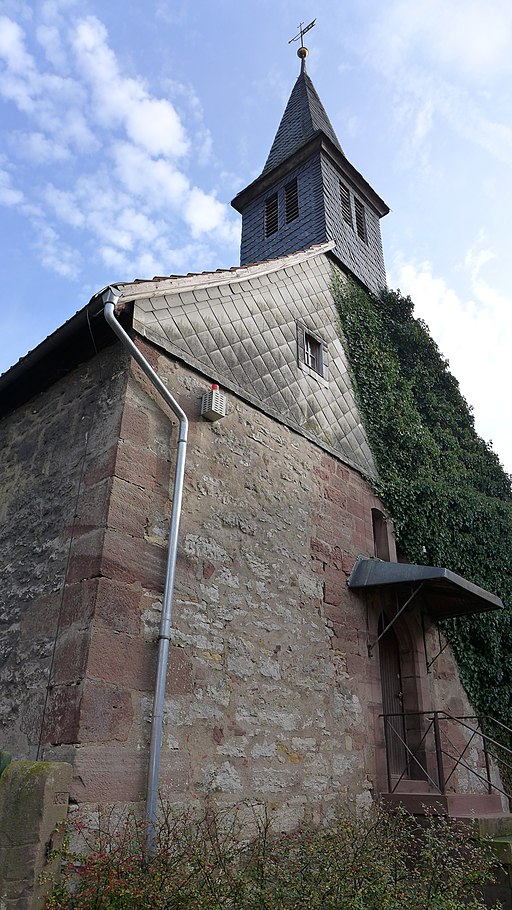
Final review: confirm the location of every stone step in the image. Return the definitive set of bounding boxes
[381,791,505,818]
[486,836,512,865]
[471,814,512,839]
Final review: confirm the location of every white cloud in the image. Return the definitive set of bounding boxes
[0,8,240,288]
[112,142,189,208]
[43,184,85,226]
[0,15,33,72]
[370,0,512,82]
[36,23,67,69]
[0,167,25,206]
[389,249,512,473]
[363,1,512,169]
[34,222,80,278]
[14,130,70,163]
[184,187,226,236]
[71,16,188,158]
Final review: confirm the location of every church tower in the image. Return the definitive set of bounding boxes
[231,42,389,296]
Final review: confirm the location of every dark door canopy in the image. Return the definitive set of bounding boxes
[347,556,503,621]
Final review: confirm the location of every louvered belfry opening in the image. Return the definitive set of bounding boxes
[354,197,367,242]
[264,193,278,237]
[285,178,299,223]
[339,181,353,226]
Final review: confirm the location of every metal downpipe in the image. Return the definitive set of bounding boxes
[102,289,189,851]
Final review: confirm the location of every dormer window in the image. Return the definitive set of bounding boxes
[265,193,278,237]
[339,182,353,227]
[354,198,367,243]
[296,323,328,383]
[285,178,299,223]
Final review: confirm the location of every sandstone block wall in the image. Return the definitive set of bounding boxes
[70,343,379,819]
[66,340,490,820]
[0,345,128,759]
[1,333,495,818]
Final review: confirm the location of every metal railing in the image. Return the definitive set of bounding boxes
[380,711,512,801]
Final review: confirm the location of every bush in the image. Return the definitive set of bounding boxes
[45,801,500,910]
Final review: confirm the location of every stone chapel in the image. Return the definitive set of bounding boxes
[0,45,507,830]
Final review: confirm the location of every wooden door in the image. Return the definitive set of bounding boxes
[378,614,409,778]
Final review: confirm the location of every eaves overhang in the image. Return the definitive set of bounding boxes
[347,556,503,620]
[231,131,390,219]
[0,285,132,419]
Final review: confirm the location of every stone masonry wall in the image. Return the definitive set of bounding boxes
[0,344,128,760]
[69,338,489,822]
[70,342,380,820]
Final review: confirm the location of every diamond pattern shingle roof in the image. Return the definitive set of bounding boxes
[262,61,344,176]
[129,245,376,477]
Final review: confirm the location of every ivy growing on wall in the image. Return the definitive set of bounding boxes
[332,269,512,728]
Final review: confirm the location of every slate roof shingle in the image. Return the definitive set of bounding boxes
[262,60,344,176]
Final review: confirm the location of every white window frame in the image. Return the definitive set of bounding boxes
[296,323,329,386]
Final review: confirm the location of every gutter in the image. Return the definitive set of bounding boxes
[101,287,189,851]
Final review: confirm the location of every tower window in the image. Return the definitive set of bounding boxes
[372,509,390,561]
[339,182,352,227]
[285,178,299,223]
[354,198,367,243]
[265,193,278,237]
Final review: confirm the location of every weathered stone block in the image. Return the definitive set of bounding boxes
[82,443,117,487]
[115,437,170,492]
[94,576,142,635]
[52,627,90,684]
[72,478,111,534]
[66,529,105,584]
[87,627,155,692]
[0,760,71,910]
[107,476,156,538]
[60,579,99,628]
[71,745,146,802]
[79,680,134,743]
[101,529,167,590]
[43,683,82,745]
[167,646,195,695]
[119,403,151,447]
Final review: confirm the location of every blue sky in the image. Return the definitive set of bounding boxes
[1,0,511,472]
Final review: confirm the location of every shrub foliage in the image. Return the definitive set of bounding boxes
[46,802,499,910]
[332,271,512,728]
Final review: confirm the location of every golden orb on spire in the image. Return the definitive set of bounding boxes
[288,18,316,63]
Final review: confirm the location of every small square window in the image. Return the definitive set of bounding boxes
[339,182,353,227]
[285,178,299,223]
[265,193,278,237]
[304,333,322,373]
[354,198,367,243]
[296,323,328,383]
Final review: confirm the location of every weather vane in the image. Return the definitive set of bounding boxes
[288,18,316,59]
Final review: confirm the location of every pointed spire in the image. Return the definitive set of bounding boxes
[261,61,344,176]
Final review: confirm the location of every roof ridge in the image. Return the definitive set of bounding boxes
[117,241,335,301]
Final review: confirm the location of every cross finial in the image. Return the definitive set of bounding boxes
[288,18,316,63]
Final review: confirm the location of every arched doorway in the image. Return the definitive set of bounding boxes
[378,613,409,779]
